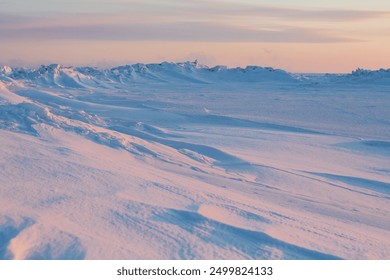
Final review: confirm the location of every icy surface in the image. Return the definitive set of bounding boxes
[1,63,389,259]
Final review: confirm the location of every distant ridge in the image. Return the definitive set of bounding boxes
[1,62,390,89]
[0,61,295,88]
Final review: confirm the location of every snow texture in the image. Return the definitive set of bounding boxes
[0,62,389,259]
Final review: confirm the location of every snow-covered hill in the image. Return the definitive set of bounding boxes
[0,63,389,259]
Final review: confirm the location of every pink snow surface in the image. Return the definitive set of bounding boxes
[0,63,389,259]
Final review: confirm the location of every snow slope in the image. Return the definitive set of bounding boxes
[0,63,389,259]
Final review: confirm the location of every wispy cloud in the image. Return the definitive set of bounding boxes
[197,6,390,21]
[0,13,37,25]
[103,0,390,21]
[3,1,389,22]
[1,1,385,44]
[0,18,356,43]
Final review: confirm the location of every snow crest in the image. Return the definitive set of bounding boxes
[0,62,296,88]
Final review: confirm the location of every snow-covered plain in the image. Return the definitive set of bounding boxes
[0,62,389,259]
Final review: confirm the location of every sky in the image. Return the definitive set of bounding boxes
[0,0,390,72]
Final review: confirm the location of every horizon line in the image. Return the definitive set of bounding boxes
[2,60,389,75]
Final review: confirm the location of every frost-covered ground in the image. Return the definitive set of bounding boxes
[0,62,389,259]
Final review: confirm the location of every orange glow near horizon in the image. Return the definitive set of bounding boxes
[2,40,390,73]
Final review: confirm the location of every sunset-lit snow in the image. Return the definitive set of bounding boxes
[1,62,389,259]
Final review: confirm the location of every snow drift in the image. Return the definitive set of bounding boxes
[0,61,296,88]
[0,62,389,259]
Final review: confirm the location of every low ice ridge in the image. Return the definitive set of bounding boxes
[0,61,296,87]
[2,63,390,89]
[350,68,390,79]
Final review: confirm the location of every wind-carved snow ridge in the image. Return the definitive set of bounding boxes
[0,61,298,88]
[0,62,389,260]
[348,68,390,82]
[2,63,390,88]
[0,215,85,260]
[317,68,390,85]
[0,102,55,135]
